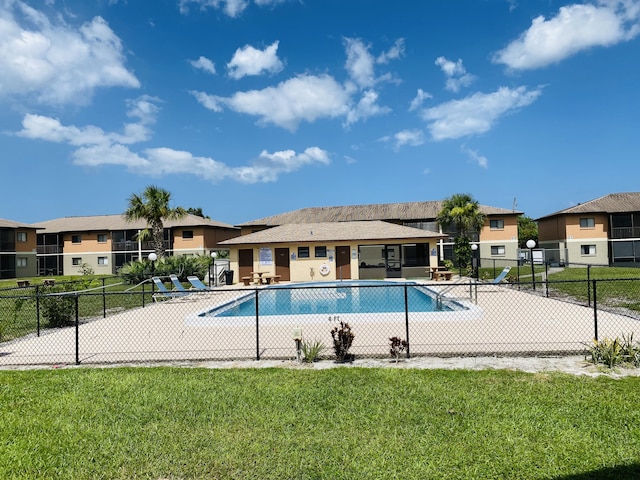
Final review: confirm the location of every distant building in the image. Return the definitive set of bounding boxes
[33,214,239,276]
[0,218,39,279]
[223,200,521,282]
[537,192,640,266]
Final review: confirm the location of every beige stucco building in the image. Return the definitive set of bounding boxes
[33,214,239,276]
[537,192,640,266]
[221,221,446,283]
[0,218,39,279]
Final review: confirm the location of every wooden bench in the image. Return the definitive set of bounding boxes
[433,270,453,281]
[17,280,30,287]
[241,276,253,286]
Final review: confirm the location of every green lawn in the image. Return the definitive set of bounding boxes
[1,367,639,479]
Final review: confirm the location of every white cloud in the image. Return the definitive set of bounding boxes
[16,95,160,146]
[189,55,216,74]
[227,41,283,79]
[409,88,432,111]
[14,101,329,183]
[376,38,405,64]
[421,86,542,140]
[179,0,288,17]
[344,90,391,126]
[197,74,350,130]
[344,37,376,88]
[0,1,139,106]
[383,129,425,150]
[461,145,489,169]
[493,1,640,70]
[179,0,249,17]
[435,56,475,92]
[189,90,224,112]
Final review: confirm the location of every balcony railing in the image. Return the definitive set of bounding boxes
[111,240,169,252]
[36,245,62,254]
[611,227,640,239]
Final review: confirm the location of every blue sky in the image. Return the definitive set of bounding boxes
[1,0,639,225]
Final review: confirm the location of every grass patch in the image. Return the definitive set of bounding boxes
[0,367,639,479]
[0,277,154,342]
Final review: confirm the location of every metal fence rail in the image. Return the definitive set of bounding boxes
[1,279,639,366]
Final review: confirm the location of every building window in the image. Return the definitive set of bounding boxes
[581,245,596,256]
[71,234,82,244]
[315,246,327,258]
[491,245,505,256]
[72,257,82,266]
[490,219,504,230]
[182,230,194,239]
[580,218,595,228]
[17,232,27,242]
[98,256,108,265]
[298,246,310,258]
[16,257,27,268]
[97,234,107,243]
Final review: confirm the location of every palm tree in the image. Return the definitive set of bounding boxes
[124,185,187,258]
[436,193,486,269]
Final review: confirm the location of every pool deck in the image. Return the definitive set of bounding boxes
[1,279,638,366]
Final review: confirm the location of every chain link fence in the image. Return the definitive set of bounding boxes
[1,277,639,366]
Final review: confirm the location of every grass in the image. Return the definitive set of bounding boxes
[0,367,639,479]
[0,276,154,342]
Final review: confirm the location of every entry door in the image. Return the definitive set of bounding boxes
[238,249,253,280]
[385,244,401,278]
[335,245,351,280]
[275,248,290,281]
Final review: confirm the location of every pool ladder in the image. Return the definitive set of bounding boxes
[435,278,469,309]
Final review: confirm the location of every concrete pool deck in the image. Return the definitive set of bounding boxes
[1,279,638,367]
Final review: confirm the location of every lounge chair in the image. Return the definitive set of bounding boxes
[492,266,512,284]
[152,276,188,301]
[187,275,208,290]
[169,274,188,292]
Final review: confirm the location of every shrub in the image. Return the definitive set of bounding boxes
[330,321,355,362]
[588,334,640,368]
[389,336,409,362]
[119,254,210,285]
[301,339,325,363]
[41,283,77,328]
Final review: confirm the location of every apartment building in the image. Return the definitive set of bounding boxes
[33,214,239,276]
[0,219,39,279]
[537,192,640,266]
[232,200,522,279]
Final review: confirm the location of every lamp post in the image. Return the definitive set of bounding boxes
[210,251,217,287]
[471,244,478,280]
[526,239,536,291]
[148,252,157,277]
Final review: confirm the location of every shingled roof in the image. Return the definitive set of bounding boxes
[0,218,38,229]
[238,200,520,227]
[221,221,446,245]
[33,214,238,233]
[537,193,640,220]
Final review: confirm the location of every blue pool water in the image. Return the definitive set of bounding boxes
[204,281,456,318]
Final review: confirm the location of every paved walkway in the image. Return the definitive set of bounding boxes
[1,280,638,367]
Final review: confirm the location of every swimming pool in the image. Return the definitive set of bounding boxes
[187,280,477,327]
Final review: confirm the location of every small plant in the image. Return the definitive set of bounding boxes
[301,338,325,363]
[78,262,94,276]
[389,336,409,363]
[330,321,355,362]
[443,260,454,271]
[586,334,640,368]
[41,284,76,328]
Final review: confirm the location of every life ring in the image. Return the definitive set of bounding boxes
[319,263,330,276]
